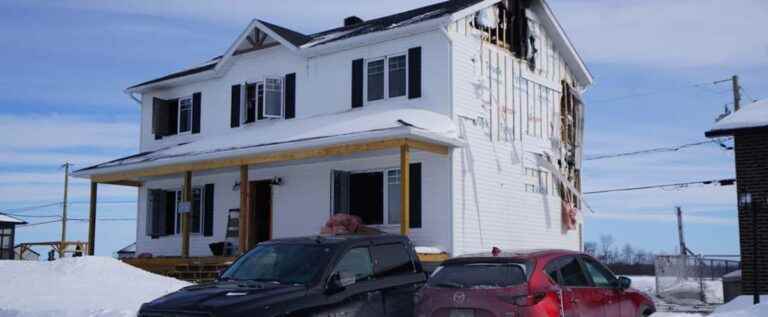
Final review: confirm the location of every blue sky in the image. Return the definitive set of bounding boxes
[1,0,766,257]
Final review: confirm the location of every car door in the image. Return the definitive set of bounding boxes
[545,255,604,317]
[580,256,623,317]
[318,246,385,317]
[370,242,425,317]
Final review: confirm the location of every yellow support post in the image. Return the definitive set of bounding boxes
[400,144,410,236]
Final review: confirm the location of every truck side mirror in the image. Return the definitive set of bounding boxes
[617,276,632,290]
[326,271,356,294]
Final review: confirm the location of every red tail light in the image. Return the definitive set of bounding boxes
[498,291,553,306]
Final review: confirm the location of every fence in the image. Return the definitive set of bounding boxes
[654,255,740,304]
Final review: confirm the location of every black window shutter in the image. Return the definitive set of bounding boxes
[351,59,364,108]
[285,73,296,119]
[152,98,163,140]
[231,85,241,128]
[203,184,215,236]
[408,47,422,99]
[409,163,422,228]
[167,99,179,136]
[164,191,176,236]
[149,189,165,238]
[192,92,201,134]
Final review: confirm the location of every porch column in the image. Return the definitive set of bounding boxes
[239,165,250,253]
[181,171,192,258]
[400,143,410,235]
[87,181,97,255]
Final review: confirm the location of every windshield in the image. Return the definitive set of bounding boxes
[221,244,335,285]
[427,263,528,289]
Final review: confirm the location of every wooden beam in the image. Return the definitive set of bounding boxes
[181,171,192,258]
[101,180,142,187]
[91,138,454,184]
[400,144,410,235]
[233,42,279,56]
[239,166,250,254]
[87,182,97,255]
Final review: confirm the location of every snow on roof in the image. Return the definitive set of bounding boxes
[0,256,189,316]
[706,99,768,137]
[75,106,462,177]
[0,213,26,224]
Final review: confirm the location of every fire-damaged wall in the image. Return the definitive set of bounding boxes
[448,0,586,255]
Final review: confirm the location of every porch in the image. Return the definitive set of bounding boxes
[73,107,463,258]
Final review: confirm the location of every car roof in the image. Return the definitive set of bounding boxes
[260,233,409,247]
[445,249,583,264]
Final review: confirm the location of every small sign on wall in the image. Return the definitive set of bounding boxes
[178,201,192,214]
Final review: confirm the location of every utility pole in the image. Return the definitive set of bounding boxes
[60,162,70,258]
[714,75,741,111]
[676,206,687,256]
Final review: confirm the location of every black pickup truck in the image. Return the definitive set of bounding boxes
[138,234,427,317]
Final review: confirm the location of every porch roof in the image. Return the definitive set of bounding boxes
[73,107,463,183]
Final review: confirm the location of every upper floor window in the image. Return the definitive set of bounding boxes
[525,167,549,194]
[366,54,407,103]
[240,77,284,124]
[178,96,193,134]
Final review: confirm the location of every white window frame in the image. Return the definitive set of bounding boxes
[177,95,193,134]
[263,77,284,119]
[364,53,408,105]
[343,166,409,227]
[524,167,548,194]
[173,187,205,235]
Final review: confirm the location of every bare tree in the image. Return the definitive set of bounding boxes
[599,234,615,263]
[621,244,635,264]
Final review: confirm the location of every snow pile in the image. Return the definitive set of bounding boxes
[708,99,768,133]
[710,295,768,317]
[0,256,190,317]
[629,275,723,304]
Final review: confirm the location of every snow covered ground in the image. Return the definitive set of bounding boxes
[0,257,190,317]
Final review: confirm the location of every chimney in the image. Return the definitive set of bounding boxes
[344,16,364,27]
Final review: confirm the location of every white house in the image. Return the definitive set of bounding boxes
[74,0,592,258]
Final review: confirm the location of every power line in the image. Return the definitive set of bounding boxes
[2,200,136,214]
[588,80,725,104]
[585,138,732,161]
[584,178,735,195]
[15,217,137,228]
[2,202,62,213]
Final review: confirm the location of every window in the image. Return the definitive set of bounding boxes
[525,168,548,194]
[264,78,283,118]
[387,169,402,225]
[388,55,406,98]
[428,263,527,288]
[581,257,617,288]
[0,224,13,259]
[546,256,589,287]
[222,244,334,285]
[371,243,414,277]
[333,247,374,281]
[244,83,258,123]
[366,54,407,103]
[174,187,203,234]
[367,59,385,101]
[178,96,193,133]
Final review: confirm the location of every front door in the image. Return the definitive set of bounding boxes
[249,180,272,246]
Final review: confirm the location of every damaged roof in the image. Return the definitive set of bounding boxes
[73,107,463,177]
[706,99,768,137]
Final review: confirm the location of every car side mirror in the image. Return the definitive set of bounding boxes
[326,271,356,294]
[617,276,632,290]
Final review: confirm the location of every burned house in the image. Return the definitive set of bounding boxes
[73,0,592,258]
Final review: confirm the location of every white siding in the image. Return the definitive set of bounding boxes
[138,31,452,153]
[448,9,581,256]
[136,151,452,256]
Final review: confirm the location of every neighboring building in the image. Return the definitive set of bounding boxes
[0,213,26,260]
[74,0,592,258]
[706,99,768,296]
[116,242,136,259]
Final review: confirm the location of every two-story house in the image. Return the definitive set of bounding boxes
[74,0,592,259]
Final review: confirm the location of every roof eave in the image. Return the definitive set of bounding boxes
[706,124,768,138]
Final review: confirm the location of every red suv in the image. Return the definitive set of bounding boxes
[415,249,655,317]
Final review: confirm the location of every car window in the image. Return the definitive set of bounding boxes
[333,247,374,281]
[581,257,617,288]
[545,256,589,287]
[428,263,527,289]
[371,243,414,277]
[222,244,334,285]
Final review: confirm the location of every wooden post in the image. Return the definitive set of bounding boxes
[87,181,97,256]
[400,143,410,236]
[181,171,192,258]
[239,165,249,253]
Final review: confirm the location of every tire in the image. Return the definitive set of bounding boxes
[638,305,655,317]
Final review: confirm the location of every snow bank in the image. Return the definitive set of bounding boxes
[0,257,190,317]
[710,295,768,317]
